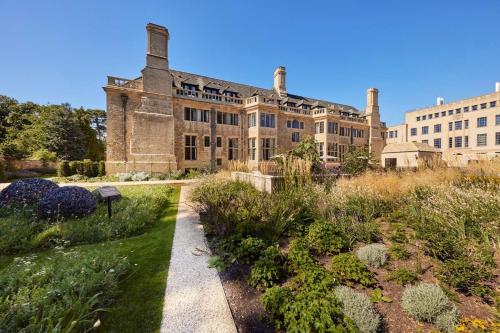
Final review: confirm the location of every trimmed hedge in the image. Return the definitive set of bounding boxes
[58,160,103,178]
[38,186,97,218]
[0,178,59,206]
[0,160,6,182]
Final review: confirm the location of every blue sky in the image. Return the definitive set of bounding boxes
[0,0,499,125]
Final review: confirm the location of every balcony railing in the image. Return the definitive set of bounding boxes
[175,88,243,105]
[278,105,311,115]
[245,95,278,106]
[107,76,143,90]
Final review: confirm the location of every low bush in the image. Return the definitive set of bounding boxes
[438,255,494,296]
[261,286,356,333]
[248,246,286,291]
[388,225,408,243]
[401,283,458,329]
[288,264,337,292]
[0,160,7,181]
[435,307,460,333]
[287,238,315,272]
[97,160,106,177]
[330,253,376,287]
[334,286,381,333]
[38,186,96,218]
[0,178,59,206]
[306,220,348,254]
[356,243,388,268]
[0,251,130,333]
[386,267,419,285]
[31,148,57,163]
[389,243,411,260]
[235,237,266,265]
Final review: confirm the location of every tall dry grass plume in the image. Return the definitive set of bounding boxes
[276,154,313,189]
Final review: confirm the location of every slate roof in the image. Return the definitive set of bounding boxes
[169,69,361,115]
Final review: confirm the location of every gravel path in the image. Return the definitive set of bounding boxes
[0,179,196,190]
[160,186,237,333]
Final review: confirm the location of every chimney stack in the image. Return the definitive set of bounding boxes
[146,23,169,69]
[273,66,287,96]
[496,82,500,93]
[437,97,444,106]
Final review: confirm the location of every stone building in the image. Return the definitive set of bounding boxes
[104,23,387,174]
[387,84,500,166]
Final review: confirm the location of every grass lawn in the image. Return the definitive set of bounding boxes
[0,185,180,333]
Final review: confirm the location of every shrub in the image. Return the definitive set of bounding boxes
[389,243,411,260]
[0,160,6,182]
[0,178,59,206]
[287,238,315,272]
[288,264,337,292]
[97,160,106,176]
[330,253,376,287]
[131,171,150,181]
[435,307,460,333]
[57,160,72,177]
[31,148,57,163]
[388,225,408,243]
[306,220,348,254]
[401,283,458,325]
[356,243,388,268]
[69,160,84,175]
[235,237,266,265]
[38,186,97,218]
[438,255,493,295]
[334,286,381,333]
[260,286,293,330]
[386,267,419,285]
[262,286,356,333]
[0,251,129,333]
[248,246,286,290]
[82,159,97,177]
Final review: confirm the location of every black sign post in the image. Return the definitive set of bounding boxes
[96,186,121,218]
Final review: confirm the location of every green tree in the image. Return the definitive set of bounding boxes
[342,145,370,175]
[75,107,105,160]
[290,135,321,170]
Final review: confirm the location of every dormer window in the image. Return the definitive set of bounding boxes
[182,83,197,91]
[302,104,311,110]
[204,87,219,95]
[224,91,238,97]
[287,102,296,107]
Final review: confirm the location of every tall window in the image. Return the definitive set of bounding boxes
[292,132,300,142]
[316,142,324,157]
[328,121,338,134]
[340,127,351,137]
[464,120,469,129]
[448,122,453,131]
[327,143,338,158]
[477,134,487,146]
[455,136,462,148]
[204,136,210,147]
[184,107,198,121]
[496,115,500,125]
[292,119,300,129]
[434,138,441,149]
[477,117,487,127]
[248,138,256,160]
[449,137,453,148]
[200,110,209,123]
[216,137,222,148]
[496,132,500,145]
[261,138,276,160]
[228,138,238,160]
[465,136,469,148]
[315,121,324,134]
[434,124,441,133]
[454,121,462,130]
[248,113,256,127]
[410,128,417,136]
[184,135,197,160]
[260,113,275,128]
[339,145,347,162]
[422,126,429,135]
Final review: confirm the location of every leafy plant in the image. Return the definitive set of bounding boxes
[288,264,337,293]
[370,288,392,303]
[330,253,376,287]
[334,286,381,333]
[260,286,293,330]
[57,160,72,177]
[356,243,388,268]
[438,255,494,296]
[287,238,315,272]
[207,255,232,272]
[389,243,411,260]
[248,246,286,290]
[386,267,419,285]
[234,237,266,265]
[341,145,370,175]
[306,220,348,254]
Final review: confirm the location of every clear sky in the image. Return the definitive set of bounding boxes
[1,0,499,125]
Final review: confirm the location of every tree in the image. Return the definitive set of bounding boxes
[342,145,370,175]
[290,135,321,171]
[75,107,105,160]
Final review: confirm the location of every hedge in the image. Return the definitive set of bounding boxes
[58,160,104,178]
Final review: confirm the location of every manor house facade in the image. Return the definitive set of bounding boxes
[104,23,387,174]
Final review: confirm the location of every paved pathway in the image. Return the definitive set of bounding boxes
[160,186,236,333]
[0,179,196,190]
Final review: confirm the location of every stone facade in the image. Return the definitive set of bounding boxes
[387,86,500,166]
[104,23,388,174]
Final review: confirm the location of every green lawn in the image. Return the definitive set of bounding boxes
[0,185,180,332]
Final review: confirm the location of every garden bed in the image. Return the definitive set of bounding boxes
[0,184,180,333]
[191,162,500,333]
